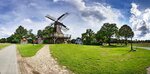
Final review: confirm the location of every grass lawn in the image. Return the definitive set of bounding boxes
[17,44,44,57]
[134,43,150,47]
[0,43,10,49]
[50,44,150,74]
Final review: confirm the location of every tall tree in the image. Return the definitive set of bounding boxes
[82,29,95,45]
[38,26,54,43]
[13,26,28,43]
[37,30,43,38]
[119,25,134,46]
[115,30,120,44]
[15,26,28,36]
[27,29,36,43]
[96,23,118,46]
[7,26,35,43]
[130,31,134,51]
[42,26,54,38]
[0,38,6,43]
[96,29,105,45]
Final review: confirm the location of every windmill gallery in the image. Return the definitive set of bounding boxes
[45,12,71,44]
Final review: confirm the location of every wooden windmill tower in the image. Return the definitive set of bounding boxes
[45,13,71,43]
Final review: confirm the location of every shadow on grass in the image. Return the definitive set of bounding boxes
[121,48,137,56]
[100,45,127,48]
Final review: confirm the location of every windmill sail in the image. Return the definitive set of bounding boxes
[45,15,56,21]
[46,12,71,43]
[57,13,69,21]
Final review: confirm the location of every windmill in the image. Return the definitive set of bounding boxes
[45,12,71,43]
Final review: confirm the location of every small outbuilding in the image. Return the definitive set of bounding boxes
[37,37,43,44]
[75,37,83,44]
[20,36,28,44]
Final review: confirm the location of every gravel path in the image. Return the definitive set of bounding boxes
[18,45,71,74]
[0,44,19,74]
[147,67,150,74]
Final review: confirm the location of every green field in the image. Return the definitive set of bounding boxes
[0,43,10,49]
[17,44,44,57]
[50,44,150,74]
[134,43,150,47]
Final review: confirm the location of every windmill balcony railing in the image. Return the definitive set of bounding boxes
[64,34,71,38]
[50,34,71,38]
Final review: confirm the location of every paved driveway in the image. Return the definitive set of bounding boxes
[136,47,150,50]
[0,45,18,74]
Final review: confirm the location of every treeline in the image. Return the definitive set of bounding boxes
[0,23,149,45]
[0,25,54,43]
[72,23,134,46]
[0,26,36,43]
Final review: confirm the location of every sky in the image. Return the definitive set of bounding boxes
[0,0,150,40]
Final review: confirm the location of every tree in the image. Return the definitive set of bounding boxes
[7,35,16,43]
[130,31,134,51]
[115,30,120,44]
[12,26,28,43]
[37,26,54,44]
[42,26,54,38]
[119,25,134,46]
[96,23,118,46]
[7,26,35,43]
[71,39,76,44]
[15,26,28,36]
[37,30,43,38]
[0,38,6,43]
[27,29,36,43]
[96,29,105,45]
[82,29,95,45]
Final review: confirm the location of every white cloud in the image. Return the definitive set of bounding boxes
[0,27,12,38]
[130,3,150,40]
[54,0,124,25]
[0,18,50,38]
[53,0,125,38]
[0,0,124,39]
[53,0,86,10]
[17,18,50,34]
[130,3,141,16]
[0,0,57,38]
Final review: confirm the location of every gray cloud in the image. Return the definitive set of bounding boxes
[0,27,12,38]
[137,21,149,37]
[53,0,124,26]
[130,3,150,39]
[0,0,124,39]
[81,10,106,21]
[52,0,124,39]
